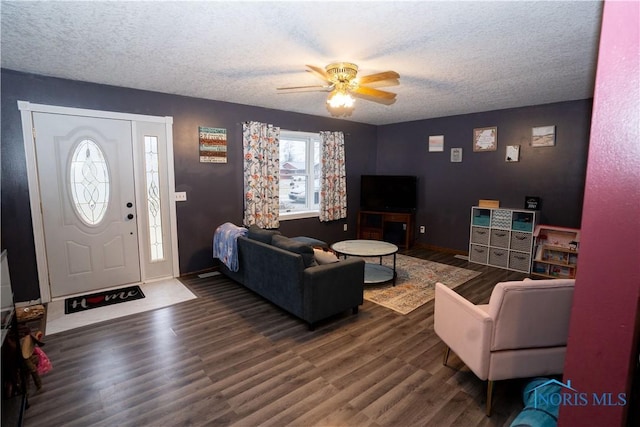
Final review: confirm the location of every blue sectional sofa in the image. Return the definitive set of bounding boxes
[219,226,365,330]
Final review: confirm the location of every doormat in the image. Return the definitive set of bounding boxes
[364,254,481,315]
[64,285,145,314]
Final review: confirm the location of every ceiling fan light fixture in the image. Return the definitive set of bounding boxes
[278,62,399,117]
[326,86,355,117]
[327,90,355,109]
[326,104,355,118]
[325,62,358,84]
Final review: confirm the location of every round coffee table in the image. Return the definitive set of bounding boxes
[331,240,398,285]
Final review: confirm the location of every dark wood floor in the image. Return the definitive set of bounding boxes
[23,248,532,427]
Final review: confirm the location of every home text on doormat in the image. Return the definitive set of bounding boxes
[64,285,145,314]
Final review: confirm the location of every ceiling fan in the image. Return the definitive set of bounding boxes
[277,62,400,115]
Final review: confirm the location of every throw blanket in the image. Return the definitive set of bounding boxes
[213,222,248,272]
[510,377,562,427]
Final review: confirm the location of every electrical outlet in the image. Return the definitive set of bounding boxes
[175,192,187,202]
[343,224,348,232]
[420,225,426,234]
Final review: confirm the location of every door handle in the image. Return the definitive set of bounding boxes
[126,202,133,208]
[127,213,134,220]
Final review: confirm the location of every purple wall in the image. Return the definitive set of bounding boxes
[1,69,592,303]
[1,70,376,301]
[377,101,592,251]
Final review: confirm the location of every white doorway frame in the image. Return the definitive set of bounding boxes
[18,101,180,303]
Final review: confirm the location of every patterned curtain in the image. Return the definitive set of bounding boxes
[319,131,347,222]
[242,121,280,228]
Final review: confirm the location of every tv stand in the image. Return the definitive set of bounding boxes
[357,210,415,248]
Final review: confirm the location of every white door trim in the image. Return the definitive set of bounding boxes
[18,101,180,303]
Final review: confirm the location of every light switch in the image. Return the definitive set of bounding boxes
[175,192,187,201]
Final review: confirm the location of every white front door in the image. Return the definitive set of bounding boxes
[33,112,141,297]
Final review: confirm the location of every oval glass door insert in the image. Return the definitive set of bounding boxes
[70,139,110,225]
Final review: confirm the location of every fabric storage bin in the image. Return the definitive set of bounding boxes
[470,244,488,264]
[490,230,510,248]
[472,215,490,227]
[471,227,490,245]
[489,248,509,267]
[510,231,533,252]
[509,251,531,272]
[512,220,534,232]
[512,211,535,232]
[471,207,491,226]
[490,209,511,229]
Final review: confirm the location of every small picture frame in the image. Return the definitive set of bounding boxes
[532,125,556,147]
[428,135,444,152]
[505,145,520,162]
[450,147,463,162]
[525,196,541,210]
[473,126,497,151]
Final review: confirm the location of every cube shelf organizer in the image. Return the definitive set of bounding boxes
[469,206,537,273]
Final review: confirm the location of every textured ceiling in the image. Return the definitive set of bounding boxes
[1,1,603,125]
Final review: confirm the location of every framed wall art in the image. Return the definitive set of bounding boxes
[450,147,463,162]
[428,135,444,152]
[506,145,520,162]
[199,126,227,163]
[532,125,556,147]
[525,196,541,210]
[473,126,497,151]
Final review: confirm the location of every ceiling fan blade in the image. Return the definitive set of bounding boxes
[277,90,333,95]
[277,83,334,94]
[277,85,328,90]
[305,64,331,83]
[358,71,400,85]
[357,79,399,88]
[352,86,397,100]
[353,94,397,106]
[362,79,400,89]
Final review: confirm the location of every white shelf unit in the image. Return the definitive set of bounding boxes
[468,206,537,273]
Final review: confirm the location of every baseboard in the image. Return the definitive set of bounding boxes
[412,242,468,255]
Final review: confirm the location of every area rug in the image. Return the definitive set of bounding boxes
[64,285,145,314]
[363,254,481,314]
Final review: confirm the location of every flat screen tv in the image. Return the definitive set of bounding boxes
[360,175,418,212]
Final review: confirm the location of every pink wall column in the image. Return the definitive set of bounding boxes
[559,1,640,426]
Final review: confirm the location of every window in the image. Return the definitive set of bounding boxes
[144,136,164,261]
[69,139,110,226]
[279,130,320,219]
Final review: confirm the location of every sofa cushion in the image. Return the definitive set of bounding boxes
[314,248,339,265]
[247,224,281,244]
[272,235,317,267]
[291,236,328,248]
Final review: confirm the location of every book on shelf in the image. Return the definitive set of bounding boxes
[550,265,572,278]
[544,251,569,263]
